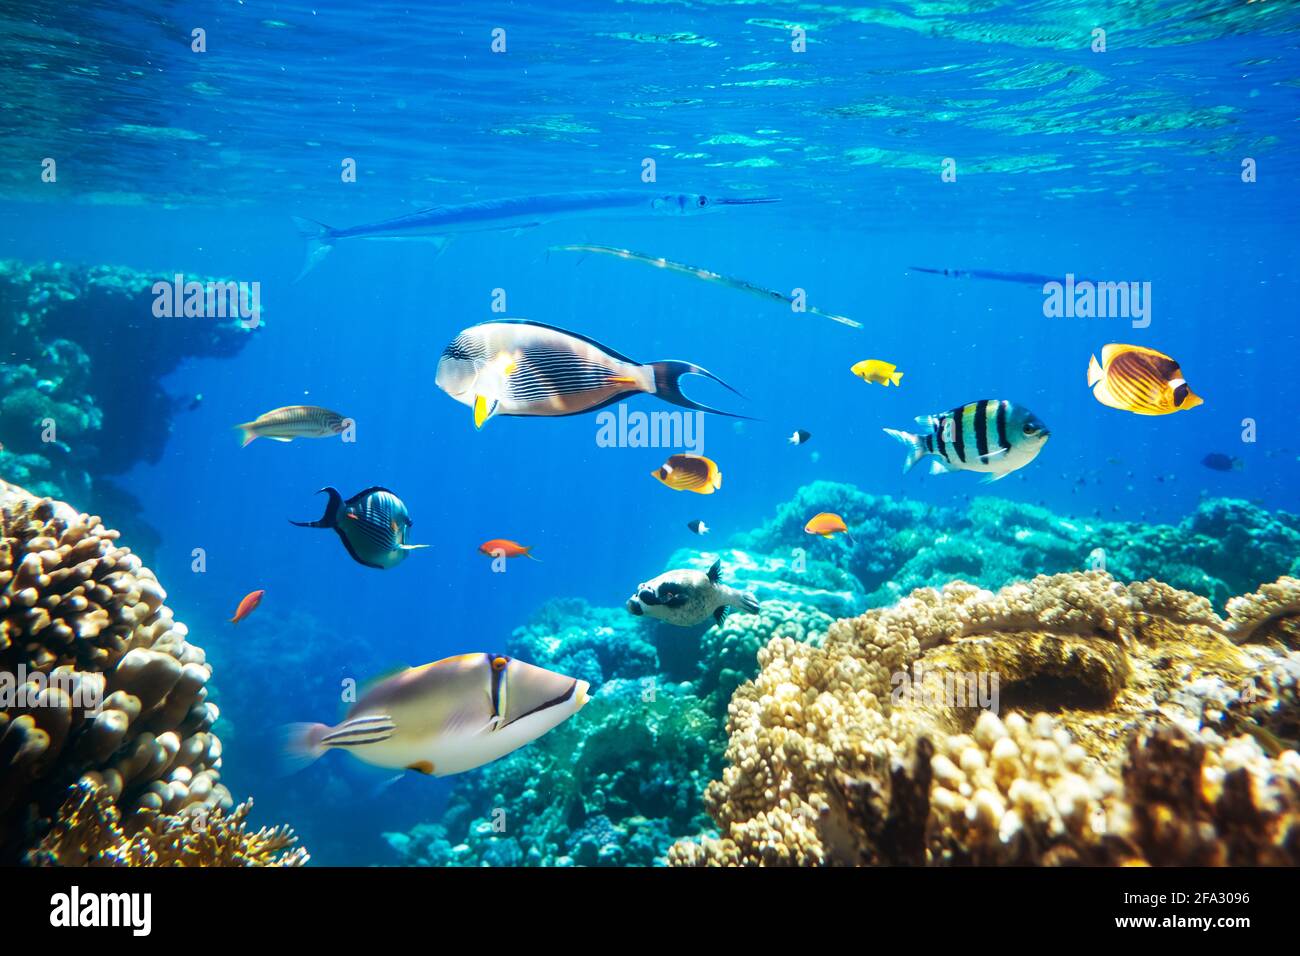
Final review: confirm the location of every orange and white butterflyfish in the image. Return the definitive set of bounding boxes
[1087,344,1203,416]
[651,454,722,494]
[803,512,854,543]
[282,653,590,777]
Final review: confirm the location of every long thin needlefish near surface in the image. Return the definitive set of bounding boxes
[909,265,1092,287]
[292,190,777,279]
[549,244,863,330]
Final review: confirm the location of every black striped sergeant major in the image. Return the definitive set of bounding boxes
[435,319,748,426]
[291,486,429,569]
[883,400,1049,483]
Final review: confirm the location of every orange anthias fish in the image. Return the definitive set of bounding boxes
[478,539,541,561]
[1087,344,1203,416]
[804,512,854,543]
[230,589,265,624]
[651,454,722,494]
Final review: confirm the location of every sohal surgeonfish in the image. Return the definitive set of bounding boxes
[435,320,746,426]
[235,405,348,446]
[1087,344,1202,416]
[291,486,428,569]
[284,653,590,777]
[884,400,1049,482]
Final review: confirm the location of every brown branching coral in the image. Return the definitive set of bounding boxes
[30,780,307,866]
[668,571,1300,866]
[0,480,302,865]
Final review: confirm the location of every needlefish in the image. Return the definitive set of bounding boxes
[550,244,862,329]
[909,265,1092,287]
[292,190,778,279]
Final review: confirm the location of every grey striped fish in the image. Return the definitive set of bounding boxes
[884,400,1049,482]
[236,405,348,447]
[434,319,747,425]
[290,486,428,569]
[283,652,591,777]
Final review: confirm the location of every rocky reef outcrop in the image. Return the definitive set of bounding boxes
[0,260,259,554]
[666,571,1300,866]
[0,480,303,865]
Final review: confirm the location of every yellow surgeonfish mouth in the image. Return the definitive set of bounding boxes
[550,244,862,329]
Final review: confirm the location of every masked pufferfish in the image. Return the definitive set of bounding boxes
[626,558,760,627]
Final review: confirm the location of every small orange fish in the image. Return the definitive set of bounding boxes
[478,539,541,561]
[230,589,265,624]
[651,454,722,494]
[804,513,854,543]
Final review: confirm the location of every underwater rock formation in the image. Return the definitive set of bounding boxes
[0,480,303,865]
[0,260,260,554]
[666,571,1300,866]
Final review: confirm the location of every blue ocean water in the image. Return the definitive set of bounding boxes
[2,1,1298,864]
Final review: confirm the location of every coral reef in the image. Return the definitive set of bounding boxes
[0,260,260,554]
[667,571,1300,866]
[31,779,306,866]
[0,480,301,865]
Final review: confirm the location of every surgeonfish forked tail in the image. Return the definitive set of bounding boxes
[289,486,345,529]
[652,360,751,419]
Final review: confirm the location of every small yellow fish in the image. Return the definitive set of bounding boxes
[851,360,903,387]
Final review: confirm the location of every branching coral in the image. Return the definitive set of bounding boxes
[0,480,301,865]
[668,571,1300,866]
[30,779,307,866]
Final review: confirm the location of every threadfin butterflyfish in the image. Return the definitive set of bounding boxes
[1087,344,1202,416]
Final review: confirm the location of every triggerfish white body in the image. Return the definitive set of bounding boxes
[284,653,590,777]
[884,400,1049,482]
[291,486,429,569]
[436,320,747,423]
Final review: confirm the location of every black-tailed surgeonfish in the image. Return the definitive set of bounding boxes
[283,653,591,777]
[290,486,428,569]
[435,320,747,425]
[884,400,1049,483]
[1087,344,1203,416]
[235,405,348,446]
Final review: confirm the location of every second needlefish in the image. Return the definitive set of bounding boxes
[291,486,429,569]
[884,400,1049,482]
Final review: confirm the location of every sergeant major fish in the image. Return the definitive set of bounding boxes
[284,653,590,777]
[235,405,348,447]
[436,320,747,424]
[626,558,760,628]
[291,486,429,569]
[884,400,1049,482]
[293,190,778,279]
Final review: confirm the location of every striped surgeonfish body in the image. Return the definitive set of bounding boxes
[435,320,746,424]
[1087,344,1202,416]
[284,653,591,777]
[235,405,347,446]
[290,486,429,569]
[884,400,1049,482]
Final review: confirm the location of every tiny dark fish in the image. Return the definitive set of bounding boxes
[788,429,812,445]
[1201,453,1243,472]
[687,520,709,535]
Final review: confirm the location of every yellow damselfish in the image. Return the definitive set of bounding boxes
[851,359,903,387]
